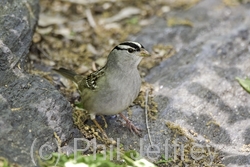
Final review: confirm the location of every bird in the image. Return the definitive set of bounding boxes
[54,41,150,137]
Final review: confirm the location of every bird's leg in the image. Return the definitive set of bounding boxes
[92,119,108,139]
[119,113,142,136]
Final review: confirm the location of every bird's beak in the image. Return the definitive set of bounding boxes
[140,48,150,57]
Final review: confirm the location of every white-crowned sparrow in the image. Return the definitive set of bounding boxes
[54,41,150,136]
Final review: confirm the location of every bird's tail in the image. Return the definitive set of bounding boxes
[53,68,77,83]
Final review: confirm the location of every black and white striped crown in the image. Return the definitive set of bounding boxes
[113,41,145,52]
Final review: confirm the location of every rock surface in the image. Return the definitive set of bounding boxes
[106,0,250,166]
[0,0,38,71]
[0,1,80,166]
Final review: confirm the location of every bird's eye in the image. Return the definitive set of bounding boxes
[127,48,134,53]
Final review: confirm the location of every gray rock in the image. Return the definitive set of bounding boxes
[0,72,75,166]
[106,0,250,166]
[0,1,80,166]
[0,0,39,71]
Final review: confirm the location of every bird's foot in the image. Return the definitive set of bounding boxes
[119,113,142,136]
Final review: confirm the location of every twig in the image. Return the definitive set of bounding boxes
[145,88,152,145]
[86,8,96,28]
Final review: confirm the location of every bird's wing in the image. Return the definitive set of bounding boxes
[84,66,106,91]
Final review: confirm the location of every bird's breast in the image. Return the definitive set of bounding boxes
[81,69,141,115]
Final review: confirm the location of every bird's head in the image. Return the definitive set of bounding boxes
[107,41,150,69]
